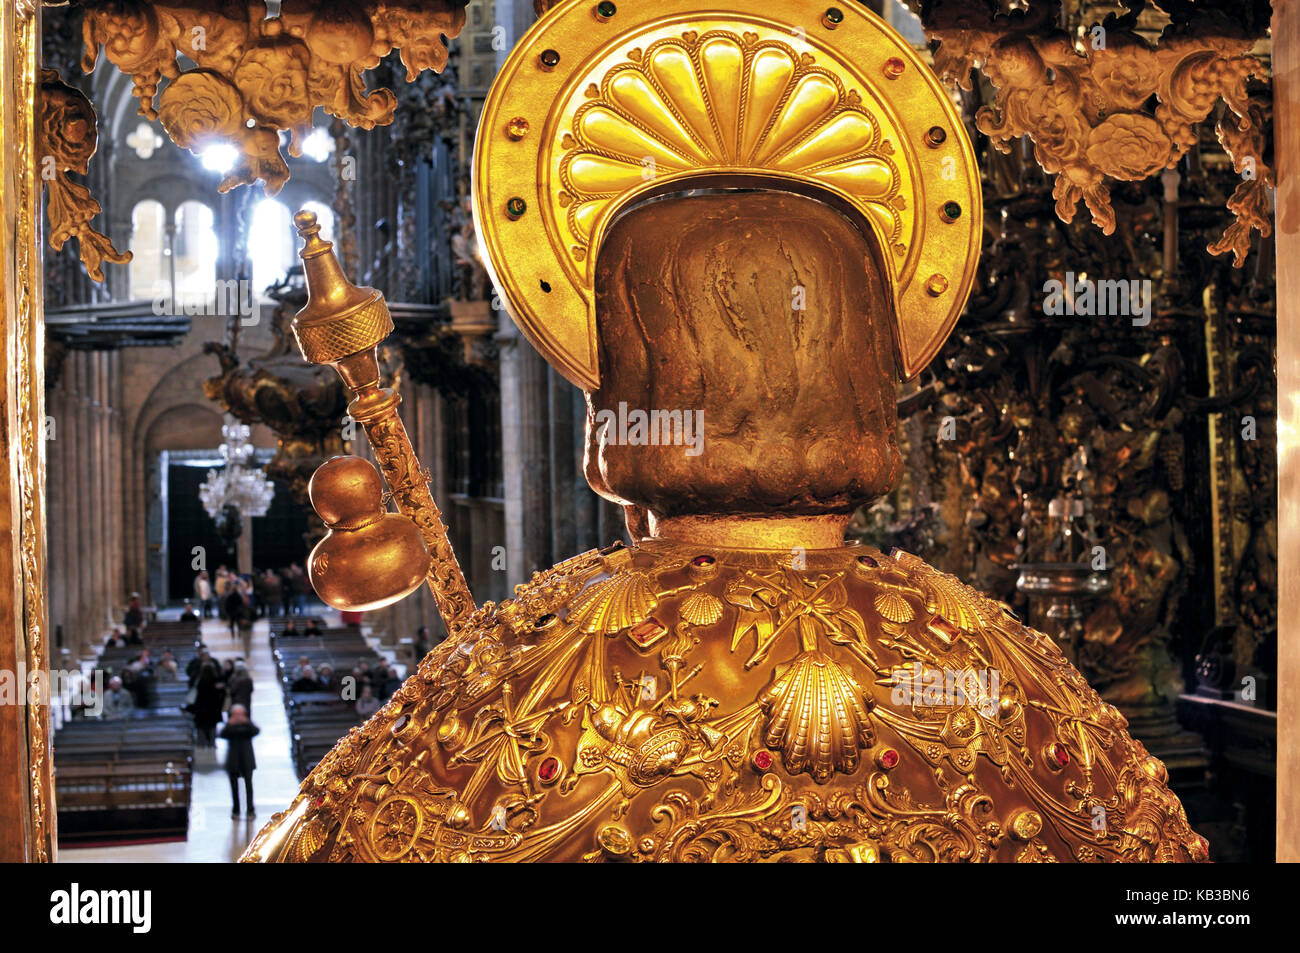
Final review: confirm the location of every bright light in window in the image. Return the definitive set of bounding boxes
[201,143,238,174]
[249,199,295,295]
[300,127,333,163]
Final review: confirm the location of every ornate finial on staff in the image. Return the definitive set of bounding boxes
[291,209,476,635]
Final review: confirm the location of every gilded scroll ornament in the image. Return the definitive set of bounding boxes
[916,0,1271,265]
[37,68,131,282]
[244,542,1209,862]
[78,0,469,194]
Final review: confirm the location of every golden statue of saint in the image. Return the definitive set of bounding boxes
[245,0,1207,863]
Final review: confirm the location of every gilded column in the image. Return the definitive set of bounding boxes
[0,0,54,858]
[1275,0,1300,862]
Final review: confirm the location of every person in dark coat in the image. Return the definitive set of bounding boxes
[189,652,226,747]
[290,665,322,693]
[228,663,254,710]
[224,586,247,637]
[123,594,143,629]
[219,705,260,818]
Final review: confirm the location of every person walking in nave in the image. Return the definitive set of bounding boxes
[262,568,283,617]
[188,650,226,747]
[225,583,248,638]
[288,562,312,615]
[194,569,214,618]
[279,565,294,613]
[228,662,253,711]
[220,705,260,819]
[234,576,255,656]
[214,567,232,620]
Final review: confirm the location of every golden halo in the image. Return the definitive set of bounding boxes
[473,0,981,390]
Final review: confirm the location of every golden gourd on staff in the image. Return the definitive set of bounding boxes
[245,0,1207,863]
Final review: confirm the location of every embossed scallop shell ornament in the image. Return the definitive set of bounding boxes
[873,586,915,624]
[561,32,903,258]
[567,570,658,635]
[679,592,724,627]
[760,651,876,783]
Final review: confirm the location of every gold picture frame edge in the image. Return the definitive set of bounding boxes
[0,0,54,863]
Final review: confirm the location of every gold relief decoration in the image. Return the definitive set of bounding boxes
[38,68,131,282]
[474,0,982,388]
[6,0,55,862]
[759,651,876,783]
[79,0,469,194]
[245,541,1209,862]
[919,1,1271,265]
[566,568,657,635]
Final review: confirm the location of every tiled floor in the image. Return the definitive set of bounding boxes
[59,616,306,864]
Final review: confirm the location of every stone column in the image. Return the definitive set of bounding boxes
[76,355,95,646]
[237,523,253,576]
[573,386,600,553]
[499,313,553,588]
[548,367,577,562]
[47,385,66,657]
[108,351,125,620]
[92,353,108,627]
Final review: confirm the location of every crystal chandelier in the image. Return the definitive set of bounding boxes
[199,415,276,521]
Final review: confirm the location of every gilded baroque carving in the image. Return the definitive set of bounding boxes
[12,2,55,861]
[244,541,1208,862]
[916,0,1271,265]
[78,0,469,194]
[37,68,132,282]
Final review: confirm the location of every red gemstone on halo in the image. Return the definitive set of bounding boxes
[878,748,899,769]
[538,756,560,783]
[884,57,906,78]
[692,555,716,567]
[1049,743,1070,767]
[752,749,774,771]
